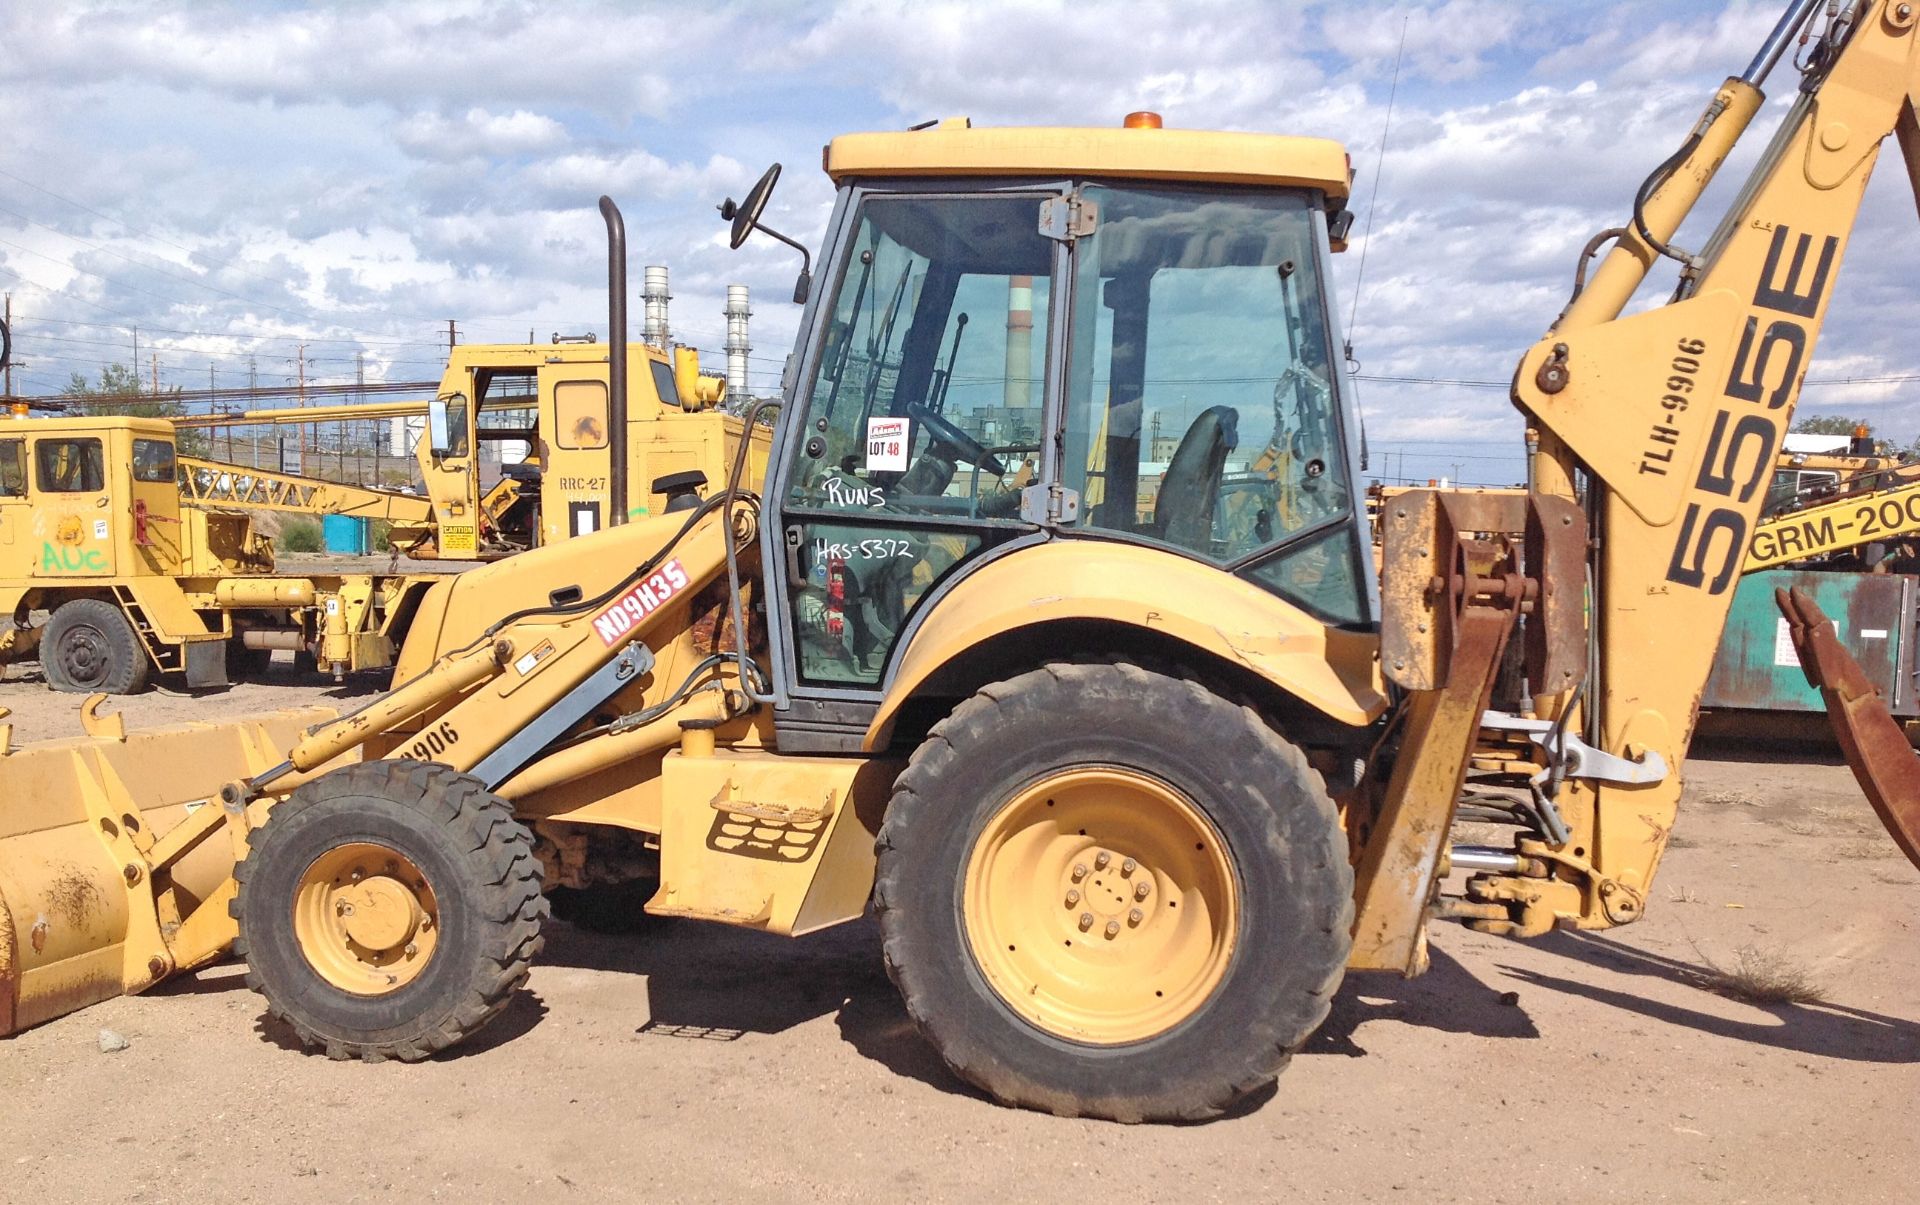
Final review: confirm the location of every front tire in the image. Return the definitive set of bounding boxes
[232,760,547,1062]
[874,661,1352,1122]
[43,598,150,694]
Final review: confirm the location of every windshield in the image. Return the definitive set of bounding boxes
[1060,184,1366,624]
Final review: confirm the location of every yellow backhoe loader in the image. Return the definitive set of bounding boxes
[3,0,1918,1124]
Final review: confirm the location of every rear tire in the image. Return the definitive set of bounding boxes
[232,760,547,1062]
[874,661,1352,1122]
[42,598,150,694]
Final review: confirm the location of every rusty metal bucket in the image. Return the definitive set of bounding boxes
[1776,587,1920,871]
[0,702,342,1036]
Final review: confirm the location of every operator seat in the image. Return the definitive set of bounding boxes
[1151,405,1238,550]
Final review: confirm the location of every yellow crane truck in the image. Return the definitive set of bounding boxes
[2,0,1917,1124]
[0,332,757,692]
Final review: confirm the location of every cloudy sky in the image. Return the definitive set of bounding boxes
[2,0,1916,485]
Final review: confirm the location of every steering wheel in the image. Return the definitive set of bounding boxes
[907,404,1005,476]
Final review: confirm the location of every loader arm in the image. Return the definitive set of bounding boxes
[1478,0,1920,935]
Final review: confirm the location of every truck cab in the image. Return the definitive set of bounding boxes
[415,341,765,558]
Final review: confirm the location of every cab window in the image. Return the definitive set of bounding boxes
[0,439,23,496]
[555,381,609,449]
[132,438,176,483]
[791,193,1053,521]
[1060,185,1367,625]
[36,438,105,493]
[783,192,1055,685]
[650,359,682,409]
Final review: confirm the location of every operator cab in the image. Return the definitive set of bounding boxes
[735,116,1374,704]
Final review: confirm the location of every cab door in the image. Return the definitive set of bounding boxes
[537,364,612,546]
[0,436,26,571]
[29,434,115,577]
[763,185,1063,738]
[423,391,479,556]
[127,434,184,574]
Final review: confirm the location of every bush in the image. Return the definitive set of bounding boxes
[278,517,324,553]
[368,518,393,550]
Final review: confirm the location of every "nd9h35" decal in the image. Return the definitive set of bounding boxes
[1665,223,1838,595]
[592,558,691,645]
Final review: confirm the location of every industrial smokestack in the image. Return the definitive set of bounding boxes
[642,265,671,349]
[1004,274,1033,411]
[724,284,751,407]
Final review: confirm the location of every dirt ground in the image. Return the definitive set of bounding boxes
[0,675,1914,1204]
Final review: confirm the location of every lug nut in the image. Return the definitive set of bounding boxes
[1094,851,1111,870]
[404,942,418,957]
[350,870,362,882]
[1104,920,1120,938]
[1065,889,1081,906]
[1079,912,1094,931]
[336,900,351,917]
[1134,880,1151,900]
[1121,857,1137,875]
[1071,863,1088,882]
[1129,908,1144,925]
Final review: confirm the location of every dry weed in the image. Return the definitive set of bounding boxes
[1698,790,1757,807]
[1690,943,1826,1006]
[1666,884,1701,904]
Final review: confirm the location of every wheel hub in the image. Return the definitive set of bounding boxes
[293,843,439,995]
[963,767,1239,1045]
[336,876,422,951]
[59,626,107,683]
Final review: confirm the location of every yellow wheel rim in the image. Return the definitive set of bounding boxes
[963,767,1239,1045]
[292,843,440,995]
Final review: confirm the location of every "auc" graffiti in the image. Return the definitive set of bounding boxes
[41,542,107,573]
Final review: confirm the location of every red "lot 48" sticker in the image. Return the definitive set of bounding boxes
[592,559,692,645]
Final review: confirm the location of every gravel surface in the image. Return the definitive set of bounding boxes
[0,678,1913,1203]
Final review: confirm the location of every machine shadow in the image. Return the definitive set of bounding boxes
[1306,945,1541,1058]
[1498,929,1920,1063]
[544,915,990,1107]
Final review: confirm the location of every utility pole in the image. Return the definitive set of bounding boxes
[447,319,458,351]
[248,355,260,467]
[131,326,139,388]
[296,343,308,475]
[3,293,12,399]
[360,350,377,487]
[150,353,159,396]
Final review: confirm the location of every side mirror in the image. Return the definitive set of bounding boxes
[722,163,782,249]
[427,395,454,458]
[792,268,811,306]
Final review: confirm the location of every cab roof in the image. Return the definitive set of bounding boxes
[825,117,1351,203]
[1,413,176,435]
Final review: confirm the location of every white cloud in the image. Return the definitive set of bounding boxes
[392,109,570,163]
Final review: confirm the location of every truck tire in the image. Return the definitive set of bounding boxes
[874,661,1353,1122]
[232,760,547,1062]
[227,641,273,679]
[42,598,150,694]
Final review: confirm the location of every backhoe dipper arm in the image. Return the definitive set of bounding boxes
[1497,0,1920,932]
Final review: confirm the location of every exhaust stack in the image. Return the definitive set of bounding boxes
[642,265,671,350]
[600,197,628,527]
[725,285,751,407]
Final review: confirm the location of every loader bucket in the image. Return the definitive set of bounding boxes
[1776,587,1920,872]
[0,706,341,1036]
